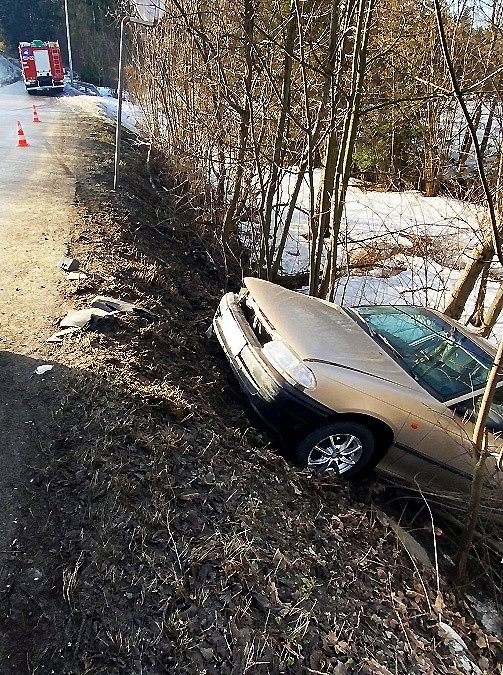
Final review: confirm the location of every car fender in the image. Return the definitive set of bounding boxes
[305,360,424,441]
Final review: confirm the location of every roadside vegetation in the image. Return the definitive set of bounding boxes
[128,0,503,307]
[125,0,503,581]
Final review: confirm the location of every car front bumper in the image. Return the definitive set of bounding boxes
[213,292,332,438]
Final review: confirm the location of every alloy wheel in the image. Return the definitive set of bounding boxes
[307,433,363,474]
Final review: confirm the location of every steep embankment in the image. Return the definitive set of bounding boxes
[0,115,500,674]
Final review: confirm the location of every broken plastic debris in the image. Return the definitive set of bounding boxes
[58,257,79,272]
[67,271,88,281]
[47,326,82,343]
[90,295,157,316]
[60,307,113,329]
[90,296,135,312]
[48,295,157,342]
[34,364,53,375]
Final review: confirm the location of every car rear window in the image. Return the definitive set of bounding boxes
[353,305,493,401]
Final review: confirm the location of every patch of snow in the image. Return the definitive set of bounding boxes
[60,91,141,133]
[98,97,142,132]
[34,364,53,375]
[272,169,484,280]
[466,594,503,638]
[97,86,115,98]
[0,54,21,87]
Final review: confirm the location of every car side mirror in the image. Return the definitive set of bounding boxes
[452,402,503,433]
[485,412,503,433]
[452,401,473,419]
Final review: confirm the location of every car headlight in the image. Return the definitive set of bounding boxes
[262,339,316,390]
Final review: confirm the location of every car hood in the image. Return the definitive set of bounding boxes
[244,278,417,387]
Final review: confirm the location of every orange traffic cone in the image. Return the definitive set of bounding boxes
[33,105,41,123]
[17,121,29,147]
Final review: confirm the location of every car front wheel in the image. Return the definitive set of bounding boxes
[294,421,375,479]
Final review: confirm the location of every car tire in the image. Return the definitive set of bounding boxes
[293,421,375,479]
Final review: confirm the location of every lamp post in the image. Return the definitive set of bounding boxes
[63,0,74,86]
[113,15,157,191]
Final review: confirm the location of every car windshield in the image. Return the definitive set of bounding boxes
[352,305,493,401]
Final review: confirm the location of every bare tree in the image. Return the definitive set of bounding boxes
[444,140,503,323]
[317,0,377,300]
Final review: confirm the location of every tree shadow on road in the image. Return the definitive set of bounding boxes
[0,351,79,674]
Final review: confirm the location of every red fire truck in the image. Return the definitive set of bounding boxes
[18,40,65,94]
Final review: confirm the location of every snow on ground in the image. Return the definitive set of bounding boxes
[466,595,503,639]
[0,54,21,87]
[97,86,115,98]
[274,169,484,278]
[97,96,142,132]
[60,91,141,133]
[60,90,503,342]
[254,167,503,342]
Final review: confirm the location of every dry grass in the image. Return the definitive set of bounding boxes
[1,121,500,674]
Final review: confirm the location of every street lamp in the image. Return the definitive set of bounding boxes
[63,0,74,86]
[113,1,165,190]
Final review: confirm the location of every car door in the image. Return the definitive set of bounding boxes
[380,390,475,493]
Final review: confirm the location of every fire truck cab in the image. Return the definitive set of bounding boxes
[18,40,65,94]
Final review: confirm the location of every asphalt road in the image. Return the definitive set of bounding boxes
[0,79,79,570]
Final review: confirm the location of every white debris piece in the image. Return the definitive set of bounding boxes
[34,364,54,375]
[67,271,88,281]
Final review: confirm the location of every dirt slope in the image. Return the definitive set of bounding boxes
[0,118,500,675]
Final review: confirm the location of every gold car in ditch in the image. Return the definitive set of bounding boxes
[214,278,502,504]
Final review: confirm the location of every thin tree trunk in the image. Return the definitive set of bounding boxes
[443,238,494,319]
[311,132,338,296]
[320,0,376,301]
[480,97,497,158]
[478,282,503,338]
[423,100,440,197]
[221,0,254,242]
[452,337,503,584]
[456,96,483,179]
[309,0,352,296]
[259,0,297,278]
[270,0,340,282]
[468,262,490,327]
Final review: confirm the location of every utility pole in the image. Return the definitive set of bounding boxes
[64,0,74,86]
[113,15,157,191]
[114,16,129,191]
